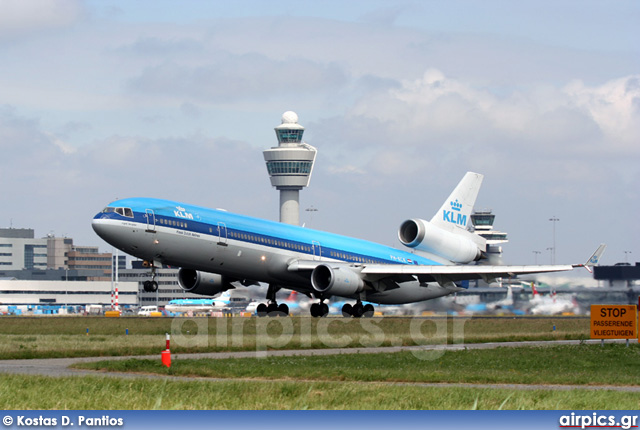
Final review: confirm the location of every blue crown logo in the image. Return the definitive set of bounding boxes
[450,199,462,212]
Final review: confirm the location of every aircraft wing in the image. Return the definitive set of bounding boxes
[360,263,575,283]
[287,244,602,286]
[287,259,574,284]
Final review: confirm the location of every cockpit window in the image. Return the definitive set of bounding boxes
[104,207,133,218]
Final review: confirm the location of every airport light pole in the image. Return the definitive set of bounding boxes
[624,251,632,263]
[546,247,553,264]
[532,250,541,264]
[305,206,318,225]
[549,216,559,264]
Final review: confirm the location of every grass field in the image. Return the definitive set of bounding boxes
[73,344,640,388]
[1,373,637,410]
[2,316,637,410]
[0,316,589,359]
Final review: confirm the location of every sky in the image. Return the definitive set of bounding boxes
[0,0,638,269]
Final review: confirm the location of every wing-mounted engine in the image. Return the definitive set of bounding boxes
[398,218,484,264]
[177,268,233,296]
[311,264,365,296]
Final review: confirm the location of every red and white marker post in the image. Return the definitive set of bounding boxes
[161,333,171,368]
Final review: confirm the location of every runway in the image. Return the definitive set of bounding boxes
[1,339,637,392]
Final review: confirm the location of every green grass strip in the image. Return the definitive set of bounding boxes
[0,316,590,360]
[0,373,637,410]
[75,344,640,387]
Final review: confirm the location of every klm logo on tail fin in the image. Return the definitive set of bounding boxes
[443,200,467,227]
[430,172,483,232]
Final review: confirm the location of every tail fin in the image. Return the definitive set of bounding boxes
[531,282,539,297]
[579,243,607,273]
[430,172,484,232]
[285,291,298,302]
[506,286,513,301]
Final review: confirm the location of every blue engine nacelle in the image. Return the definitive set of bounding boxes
[311,264,365,297]
[398,218,482,264]
[177,268,232,296]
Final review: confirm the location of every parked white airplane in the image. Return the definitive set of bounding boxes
[92,172,603,317]
[528,283,580,315]
[456,286,518,315]
[486,286,515,311]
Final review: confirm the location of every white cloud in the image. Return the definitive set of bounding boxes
[565,75,640,150]
[0,0,83,41]
[127,55,349,103]
[346,69,638,161]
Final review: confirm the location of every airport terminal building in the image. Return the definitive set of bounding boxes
[0,280,137,308]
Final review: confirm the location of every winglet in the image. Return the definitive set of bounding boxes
[574,243,607,273]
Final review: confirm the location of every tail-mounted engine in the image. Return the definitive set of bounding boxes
[398,218,482,263]
[311,264,365,296]
[177,268,233,296]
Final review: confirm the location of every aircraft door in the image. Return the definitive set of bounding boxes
[312,241,321,261]
[217,223,228,246]
[145,209,156,232]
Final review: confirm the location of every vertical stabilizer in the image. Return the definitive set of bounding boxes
[430,172,484,232]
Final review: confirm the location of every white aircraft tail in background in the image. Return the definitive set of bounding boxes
[575,243,607,273]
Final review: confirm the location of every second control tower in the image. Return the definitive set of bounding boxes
[263,111,317,225]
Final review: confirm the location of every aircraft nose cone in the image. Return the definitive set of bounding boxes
[91,214,110,240]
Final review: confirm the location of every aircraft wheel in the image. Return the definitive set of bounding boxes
[278,303,289,316]
[341,303,353,318]
[310,303,318,317]
[267,302,279,317]
[256,303,268,317]
[352,303,364,318]
[143,280,158,292]
[363,304,375,318]
[320,303,329,317]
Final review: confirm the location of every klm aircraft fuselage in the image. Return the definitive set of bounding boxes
[92,173,586,317]
[92,197,450,305]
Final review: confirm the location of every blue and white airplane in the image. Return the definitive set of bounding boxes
[92,172,602,317]
[164,291,248,314]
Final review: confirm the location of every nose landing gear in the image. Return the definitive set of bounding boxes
[142,262,158,292]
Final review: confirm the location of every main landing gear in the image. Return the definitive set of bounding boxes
[256,284,289,317]
[341,301,374,318]
[310,301,329,318]
[256,302,289,317]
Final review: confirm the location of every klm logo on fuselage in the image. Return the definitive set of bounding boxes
[174,206,194,220]
[443,199,466,227]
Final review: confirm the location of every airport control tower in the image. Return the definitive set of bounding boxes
[263,111,317,225]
